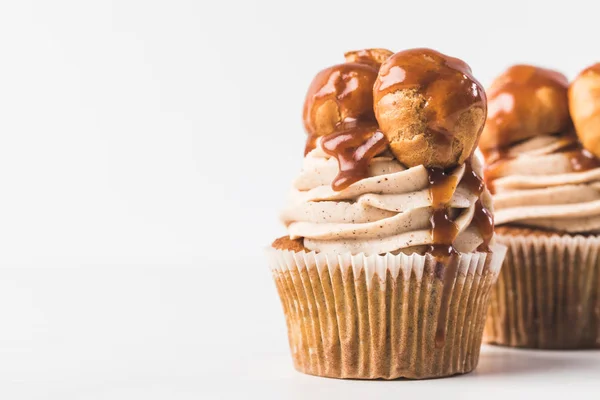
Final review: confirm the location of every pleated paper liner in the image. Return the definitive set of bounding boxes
[266,245,505,379]
[484,234,600,349]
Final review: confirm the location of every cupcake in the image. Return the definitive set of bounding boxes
[267,48,506,379]
[481,64,600,349]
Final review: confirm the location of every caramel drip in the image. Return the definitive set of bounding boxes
[428,162,493,256]
[463,162,494,252]
[560,140,600,172]
[302,52,391,191]
[302,62,378,140]
[568,149,600,172]
[374,48,486,143]
[321,125,388,191]
[484,65,569,149]
[427,167,459,258]
[551,132,600,172]
[427,166,459,347]
[473,200,494,251]
[429,159,494,346]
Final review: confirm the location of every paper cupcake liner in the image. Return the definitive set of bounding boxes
[484,234,600,349]
[266,246,505,379]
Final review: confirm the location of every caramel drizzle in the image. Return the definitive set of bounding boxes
[321,124,388,191]
[428,159,494,347]
[302,54,389,191]
[463,163,494,252]
[427,167,459,347]
[374,48,486,147]
[562,144,600,172]
[427,167,459,258]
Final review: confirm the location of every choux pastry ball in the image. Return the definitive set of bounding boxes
[479,65,570,152]
[569,64,600,158]
[302,62,378,137]
[373,48,487,168]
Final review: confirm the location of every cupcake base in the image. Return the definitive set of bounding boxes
[267,244,505,379]
[484,226,600,349]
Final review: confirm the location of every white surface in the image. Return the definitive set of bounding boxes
[1,0,600,398]
[2,264,600,400]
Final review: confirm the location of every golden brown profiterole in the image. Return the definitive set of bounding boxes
[479,65,570,152]
[569,64,600,158]
[373,48,487,168]
[302,49,392,139]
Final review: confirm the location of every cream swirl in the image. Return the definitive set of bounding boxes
[281,143,493,255]
[487,133,600,233]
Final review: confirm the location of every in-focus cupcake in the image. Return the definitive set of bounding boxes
[481,64,600,349]
[267,48,506,379]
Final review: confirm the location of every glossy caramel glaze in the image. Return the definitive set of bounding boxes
[303,51,388,189]
[303,62,378,140]
[463,163,494,252]
[481,65,570,151]
[373,48,486,150]
[427,159,493,257]
[427,166,460,347]
[557,133,600,172]
[321,124,387,190]
[568,148,600,172]
[427,167,459,258]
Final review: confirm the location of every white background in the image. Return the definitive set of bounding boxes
[0,0,599,398]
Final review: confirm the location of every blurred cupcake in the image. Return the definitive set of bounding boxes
[481,64,600,349]
[267,48,506,379]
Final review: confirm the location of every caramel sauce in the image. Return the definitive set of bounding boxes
[302,62,378,138]
[561,143,600,172]
[321,125,388,190]
[302,52,389,191]
[428,159,494,346]
[427,168,459,258]
[568,149,600,172]
[427,165,459,348]
[463,162,494,252]
[427,161,494,256]
[473,200,494,250]
[483,65,570,150]
[462,161,485,194]
[373,48,486,144]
